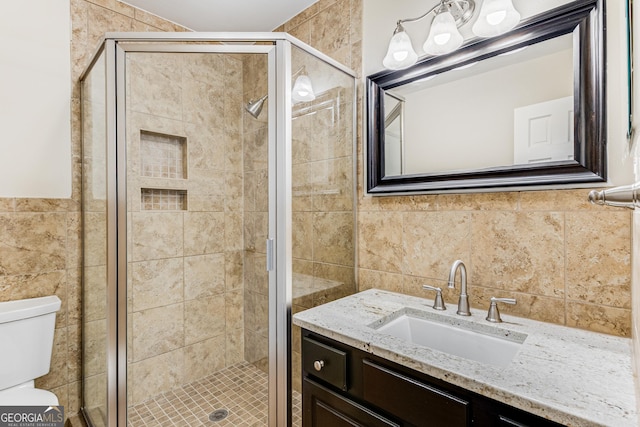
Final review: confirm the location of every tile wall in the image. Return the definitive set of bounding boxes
[124,50,245,406]
[280,0,632,338]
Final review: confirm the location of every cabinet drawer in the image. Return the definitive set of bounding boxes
[304,378,400,427]
[303,337,348,391]
[363,359,470,427]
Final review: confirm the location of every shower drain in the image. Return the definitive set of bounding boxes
[209,409,229,422]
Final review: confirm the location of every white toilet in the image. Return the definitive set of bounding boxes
[0,295,61,406]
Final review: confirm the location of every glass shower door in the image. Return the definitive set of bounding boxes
[289,45,357,426]
[81,49,109,427]
[121,45,275,426]
[80,34,356,427]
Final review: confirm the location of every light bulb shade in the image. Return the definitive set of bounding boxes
[472,0,520,37]
[423,11,464,56]
[383,29,418,70]
[292,75,315,103]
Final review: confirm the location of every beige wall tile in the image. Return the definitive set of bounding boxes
[226,327,244,366]
[82,373,106,413]
[132,304,184,361]
[245,291,269,336]
[0,198,15,212]
[185,295,225,345]
[225,212,244,251]
[186,124,226,171]
[437,194,509,211]
[184,254,226,300]
[83,211,106,267]
[244,329,268,366]
[82,319,106,378]
[131,212,184,261]
[358,211,403,273]
[308,1,351,64]
[0,213,66,275]
[358,269,402,293]
[85,0,135,17]
[86,2,133,44]
[225,251,244,291]
[293,212,314,260]
[471,211,564,297]
[184,212,225,256]
[226,290,244,331]
[130,349,184,406]
[520,189,601,211]
[313,212,354,266]
[0,270,66,304]
[128,54,183,120]
[566,302,632,337]
[566,211,631,308]
[83,266,106,322]
[184,335,226,383]
[402,211,471,279]
[132,258,184,311]
[67,323,82,382]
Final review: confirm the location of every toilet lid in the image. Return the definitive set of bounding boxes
[0,388,59,406]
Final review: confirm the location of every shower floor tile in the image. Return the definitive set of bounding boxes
[127,361,302,427]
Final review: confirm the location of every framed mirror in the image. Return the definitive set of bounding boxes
[366,0,605,194]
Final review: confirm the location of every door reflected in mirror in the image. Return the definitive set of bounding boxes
[384,33,574,177]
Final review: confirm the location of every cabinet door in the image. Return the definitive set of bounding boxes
[303,378,400,427]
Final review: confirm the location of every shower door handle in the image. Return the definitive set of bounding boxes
[588,182,640,209]
[266,239,275,271]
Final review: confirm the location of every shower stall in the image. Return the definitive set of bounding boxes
[80,33,356,427]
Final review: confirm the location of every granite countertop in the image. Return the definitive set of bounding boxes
[292,289,638,427]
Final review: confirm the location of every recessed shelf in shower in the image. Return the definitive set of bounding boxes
[140,130,187,179]
[141,188,187,211]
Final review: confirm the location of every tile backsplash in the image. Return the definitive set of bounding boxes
[358,190,632,337]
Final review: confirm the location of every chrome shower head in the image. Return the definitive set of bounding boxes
[245,95,268,119]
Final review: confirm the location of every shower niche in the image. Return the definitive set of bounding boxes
[139,130,188,211]
[80,34,356,427]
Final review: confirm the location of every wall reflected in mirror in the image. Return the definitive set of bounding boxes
[384,33,574,177]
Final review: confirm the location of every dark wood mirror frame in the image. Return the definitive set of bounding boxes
[366,0,605,195]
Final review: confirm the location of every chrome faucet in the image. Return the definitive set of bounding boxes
[447,260,470,316]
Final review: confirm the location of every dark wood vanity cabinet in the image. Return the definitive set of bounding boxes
[301,330,565,427]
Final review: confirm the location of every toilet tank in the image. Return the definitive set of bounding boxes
[0,296,61,391]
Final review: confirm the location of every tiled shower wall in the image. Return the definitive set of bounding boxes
[280,0,631,337]
[124,51,245,406]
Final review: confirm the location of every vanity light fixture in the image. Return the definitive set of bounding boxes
[382,0,521,70]
[472,0,521,37]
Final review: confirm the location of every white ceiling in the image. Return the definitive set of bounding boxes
[120,0,319,32]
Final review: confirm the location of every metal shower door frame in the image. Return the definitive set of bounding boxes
[83,32,356,427]
[112,40,280,427]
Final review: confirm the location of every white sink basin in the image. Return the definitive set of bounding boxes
[374,309,526,367]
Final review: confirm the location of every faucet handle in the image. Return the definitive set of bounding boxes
[422,285,446,310]
[486,297,516,323]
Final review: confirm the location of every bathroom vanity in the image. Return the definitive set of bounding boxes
[292,289,638,427]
